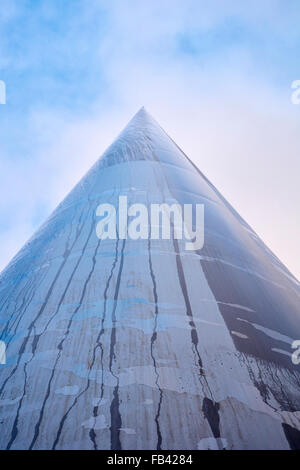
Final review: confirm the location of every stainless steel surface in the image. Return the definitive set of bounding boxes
[0,108,299,449]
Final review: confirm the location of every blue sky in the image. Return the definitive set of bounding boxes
[0,0,300,277]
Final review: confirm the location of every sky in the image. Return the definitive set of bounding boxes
[0,0,300,278]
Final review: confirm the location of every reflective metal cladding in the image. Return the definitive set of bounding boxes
[0,108,299,450]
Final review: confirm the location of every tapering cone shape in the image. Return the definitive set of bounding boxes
[0,108,299,450]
